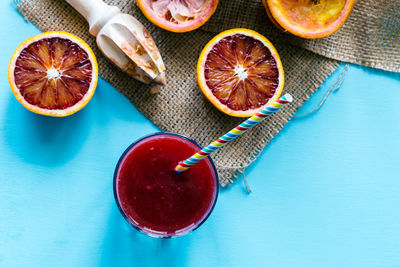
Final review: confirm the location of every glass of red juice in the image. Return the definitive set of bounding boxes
[113,133,218,238]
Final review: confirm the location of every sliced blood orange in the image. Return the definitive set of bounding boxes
[136,0,219,33]
[8,32,98,117]
[197,29,284,117]
[263,0,355,39]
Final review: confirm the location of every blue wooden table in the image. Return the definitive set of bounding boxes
[1,1,400,266]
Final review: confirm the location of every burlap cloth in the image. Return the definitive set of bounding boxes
[16,0,400,186]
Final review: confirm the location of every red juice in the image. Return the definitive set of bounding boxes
[114,133,218,237]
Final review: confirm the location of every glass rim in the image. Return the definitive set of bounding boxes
[113,132,219,238]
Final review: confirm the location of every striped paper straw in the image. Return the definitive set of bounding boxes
[175,93,293,173]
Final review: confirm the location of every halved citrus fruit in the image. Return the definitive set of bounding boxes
[136,0,219,33]
[263,0,355,39]
[197,28,284,117]
[8,31,98,117]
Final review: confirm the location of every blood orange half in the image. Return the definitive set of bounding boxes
[263,0,355,39]
[197,29,284,117]
[8,31,98,117]
[137,0,219,33]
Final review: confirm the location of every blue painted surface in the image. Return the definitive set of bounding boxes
[1,1,400,266]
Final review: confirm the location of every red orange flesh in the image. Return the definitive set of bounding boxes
[198,29,284,117]
[14,37,92,109]
[8,32,98,117]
